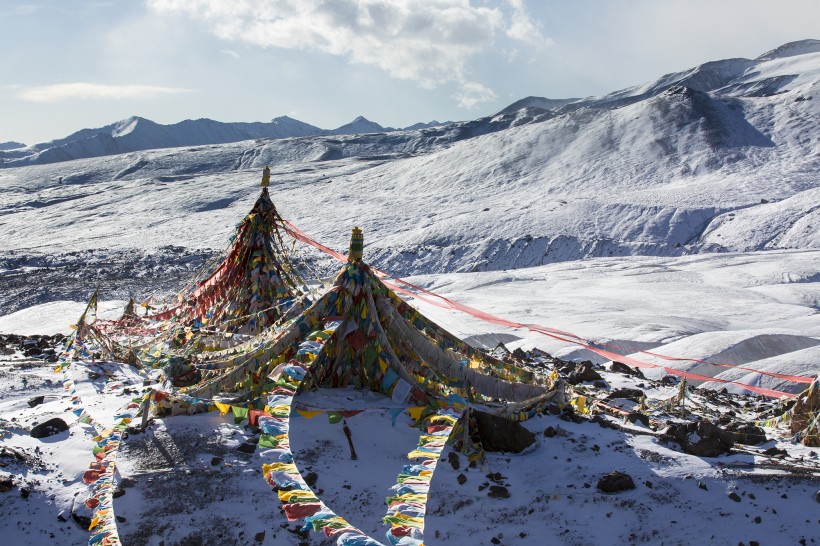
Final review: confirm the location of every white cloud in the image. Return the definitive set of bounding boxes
[505,0,551,47]
[452,81,497,108]
[146,0,551,108]
[18,83,193,102]
[220,49,241,59]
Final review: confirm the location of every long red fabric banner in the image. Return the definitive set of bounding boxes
[284,221,814,398]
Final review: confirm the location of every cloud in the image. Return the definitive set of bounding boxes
[452,81,497,108]
[17,83,193,102]
[146,0,550,107]
[505,0,551,47]
[220,49,241,59]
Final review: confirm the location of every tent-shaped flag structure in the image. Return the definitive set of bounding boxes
[154,227,567,545]
[87,170,314,378]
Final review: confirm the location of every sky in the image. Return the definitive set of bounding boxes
[1,0,819,145]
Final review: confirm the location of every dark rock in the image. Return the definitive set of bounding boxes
[591,414,612,429]
[0,476,13,492]
[27,396,45,408]
[457,473,467,485]
[610,361,645,378]
[237,443,257,454]
[661,375,679,386]
[728,492,741,502]
[447,451,460,471]
[567,361,603,385]
[762,447,787,457]
[699,481,708,490]
[116,515,126,523]
[814,489,820,503]
[511,348,527,361]
[211,457,223,466]
[303,472,318,488]
[593,380,608,389]
[606,388,645,402]
[753,516,761,524]
[254,531,265,542]
[625,412,650,427]
[57,511,67,522]
[112,488,125,498]
[30,417,69,439]
[120,477,136,488]
[597,471,635,493]
[668,419,734,457]
[488,485,510,499]
[490,538,501,545]
[644,481,653,488]
[71,511,91,530]
[544,426,557,437]
[20,487,30,498]
[727,423,767,445]
[473,410,535,453]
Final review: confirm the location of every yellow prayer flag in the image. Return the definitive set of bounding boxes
[215,402,231,415]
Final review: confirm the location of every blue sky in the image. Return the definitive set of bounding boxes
[2,0,819,145]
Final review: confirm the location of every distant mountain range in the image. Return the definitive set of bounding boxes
[0,115,451,168]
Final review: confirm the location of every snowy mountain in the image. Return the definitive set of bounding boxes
[0,141,25,151]
[331,116,392,135]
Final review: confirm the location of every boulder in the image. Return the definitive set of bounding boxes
[567,361,603,385]
[30,417,69,439]
[473,410,535,453]
[606,388,645,402]
[727,423,767,445]
[610,361,645,378]
[597,471,635,493]
[668,419,734,457]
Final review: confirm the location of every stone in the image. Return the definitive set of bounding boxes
[544,426,557,437]
[763,447,787,457]
[727,423,767,445]
[668,419,734,457]
[447,451,460,471]
[303,472,318,488]
[488,485,510,499]
[610,361,645,378]
[473,410,535,453]
[606,388,645,402]
[625,412,650,427]
[0,476,13,492]
[728,492,741,502]
[567,361,603,385]
[254,531,266,543]
[457,473,467,485]
[27,396,45,408]
[30,417,69,439]
[211,457,223,466]
[597,471,635,493]
[237,443,257,454]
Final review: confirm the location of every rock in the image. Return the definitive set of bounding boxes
[27,396,45,408]
[254,531,266,542]
[490,538,501,545]
[610,361,645,378]
[593,380,608,389]
[661,376,679,386]
[606,388,645,402]
[668,419,734,457]
[487,485,510,499]
[544,426,557,437]
[597,471,635,493]
[112,488,125,498]
[815,489,820,503]
[447,451,460,471]
[473,410,535,453]
[762,447,787,457]
[699,481,708,491]
[237,443,257,454]
[728,492,741,502]
[625,412,650,427]
[457,473,467,485]
[211,457,223,466]
[727,423,767,445]
[30,417,69,439]
[0,476,13,492]
[303,472,318,488]
[567,361,603,385]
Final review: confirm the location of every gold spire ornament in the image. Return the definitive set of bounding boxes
[348,226,364,263]
[261,166,271,187]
